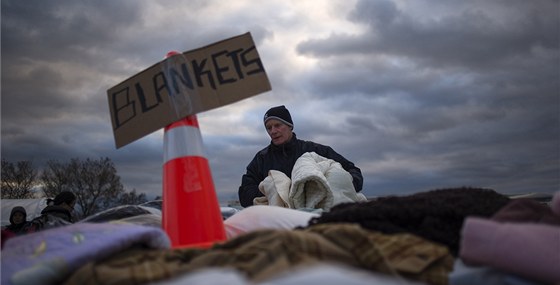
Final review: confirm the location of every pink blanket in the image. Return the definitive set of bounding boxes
[460,217,560,284]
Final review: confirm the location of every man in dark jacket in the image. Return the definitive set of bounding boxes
[238,105,363,207]
[24,191,77,233]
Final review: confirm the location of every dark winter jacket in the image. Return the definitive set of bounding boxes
[23,205,74,233]
[238,133,363,207]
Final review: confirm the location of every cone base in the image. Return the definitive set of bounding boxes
[163,156,226,248]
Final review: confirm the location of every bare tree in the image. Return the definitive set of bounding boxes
[1,159,38,198]
[118,188,148,205]
[41,157,129,219]
[41,159,72,198]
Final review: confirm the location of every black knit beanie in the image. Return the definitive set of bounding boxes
[54,191,76,206]
[263,105,293,128]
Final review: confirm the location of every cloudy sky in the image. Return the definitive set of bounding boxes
[2,0,559,203]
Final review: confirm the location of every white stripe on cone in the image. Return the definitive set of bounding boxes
[163,125,205,163]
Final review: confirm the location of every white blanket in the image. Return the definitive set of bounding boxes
[255,152,366,210]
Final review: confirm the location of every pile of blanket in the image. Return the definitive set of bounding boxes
[1,188,558,285]
[1,221,453,285]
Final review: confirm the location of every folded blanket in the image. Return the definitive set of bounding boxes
[1,222,170,285]
[255,170,291,207]
[460,217,560,284]
[223,205,318,239]
[491,197,560,225]
[289,152,334,209]
[256,152,366,210]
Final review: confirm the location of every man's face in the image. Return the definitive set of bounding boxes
[265,119,293,145]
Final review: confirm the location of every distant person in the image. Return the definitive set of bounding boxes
[42,191,77,223]
[1,206,31,248]
[238,105,363,207]
[24,191,77,233]
[2,206,30,235]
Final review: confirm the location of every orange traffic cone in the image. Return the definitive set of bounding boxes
[162,51,226,248]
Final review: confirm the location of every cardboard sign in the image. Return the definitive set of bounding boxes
[107,32,271,148]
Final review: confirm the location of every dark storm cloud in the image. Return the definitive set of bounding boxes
[2,64,68,120]
[291,0,559,196]
[1,0,165,197]
[298,0,559,68]
[2,1,144,62]
[1,0,146,132]
[1,0,558,202]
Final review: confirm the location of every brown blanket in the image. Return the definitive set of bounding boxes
[65,223,453,285]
